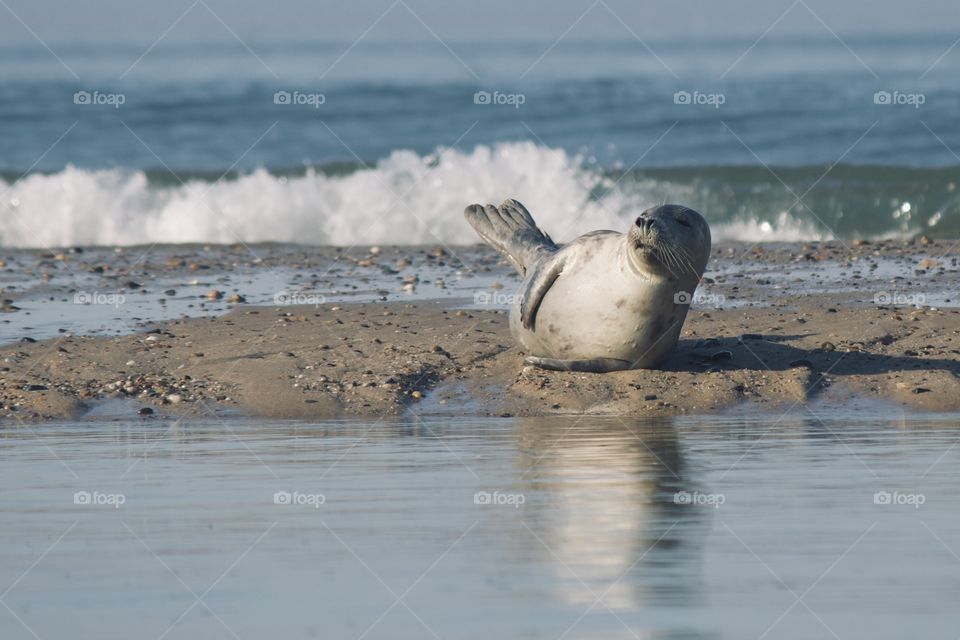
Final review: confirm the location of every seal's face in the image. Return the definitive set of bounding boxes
[627,204,711,281]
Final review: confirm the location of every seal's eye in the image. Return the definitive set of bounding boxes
[676,217,691,227]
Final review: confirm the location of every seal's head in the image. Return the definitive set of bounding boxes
[627,204,711,280]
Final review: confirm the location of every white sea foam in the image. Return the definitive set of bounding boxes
[0,142,830,248]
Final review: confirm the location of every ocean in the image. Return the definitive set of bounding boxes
[2,33,960,247]
[3,28,960,640]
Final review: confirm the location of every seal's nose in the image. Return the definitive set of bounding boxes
[635,216,655,233]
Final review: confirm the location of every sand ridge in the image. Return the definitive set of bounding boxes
[3,294,959,421]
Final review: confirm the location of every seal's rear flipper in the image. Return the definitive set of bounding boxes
[464,199,557,276]
[525,356,632,373]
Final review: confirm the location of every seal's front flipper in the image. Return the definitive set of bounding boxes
[464,199,557,276]
[520,254,565,330]
[525,356,633,373]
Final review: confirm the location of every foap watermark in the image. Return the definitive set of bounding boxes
[474,291,521,306]
[673,490,725,508]
[274,90,326,108]
[873,291,925,307]
[473,90,526,109]
[273,490,326,508]
[874,90,925,108]
[674,290,725,307]
[73,90,126,108]
[74,291,126,307]
[274,291,326,306]
[674,90,725,108]
[873,490,925,509]
[73,490,126,509]
[474,490,525,508]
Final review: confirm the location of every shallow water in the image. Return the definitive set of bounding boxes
[0,244,515,343]
[2,410,959,639]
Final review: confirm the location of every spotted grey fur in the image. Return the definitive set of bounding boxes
[464,199,711,372]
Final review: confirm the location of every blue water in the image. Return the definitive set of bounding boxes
[2,34,960,245]
[2,412,959,639]
[2,36,960,169]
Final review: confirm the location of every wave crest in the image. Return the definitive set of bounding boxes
[1,142,832,248]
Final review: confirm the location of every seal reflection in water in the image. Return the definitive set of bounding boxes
[513,417,708,609]
[465,199,711,372]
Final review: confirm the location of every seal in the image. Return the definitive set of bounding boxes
[464,199,711,372]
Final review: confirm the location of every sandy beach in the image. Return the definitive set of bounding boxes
[3,239,958,421]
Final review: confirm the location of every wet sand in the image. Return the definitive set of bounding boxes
[2,240,959,420]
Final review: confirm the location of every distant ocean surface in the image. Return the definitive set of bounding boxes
[2,34,960,246]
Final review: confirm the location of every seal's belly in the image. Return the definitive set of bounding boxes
[510,256,687,366]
